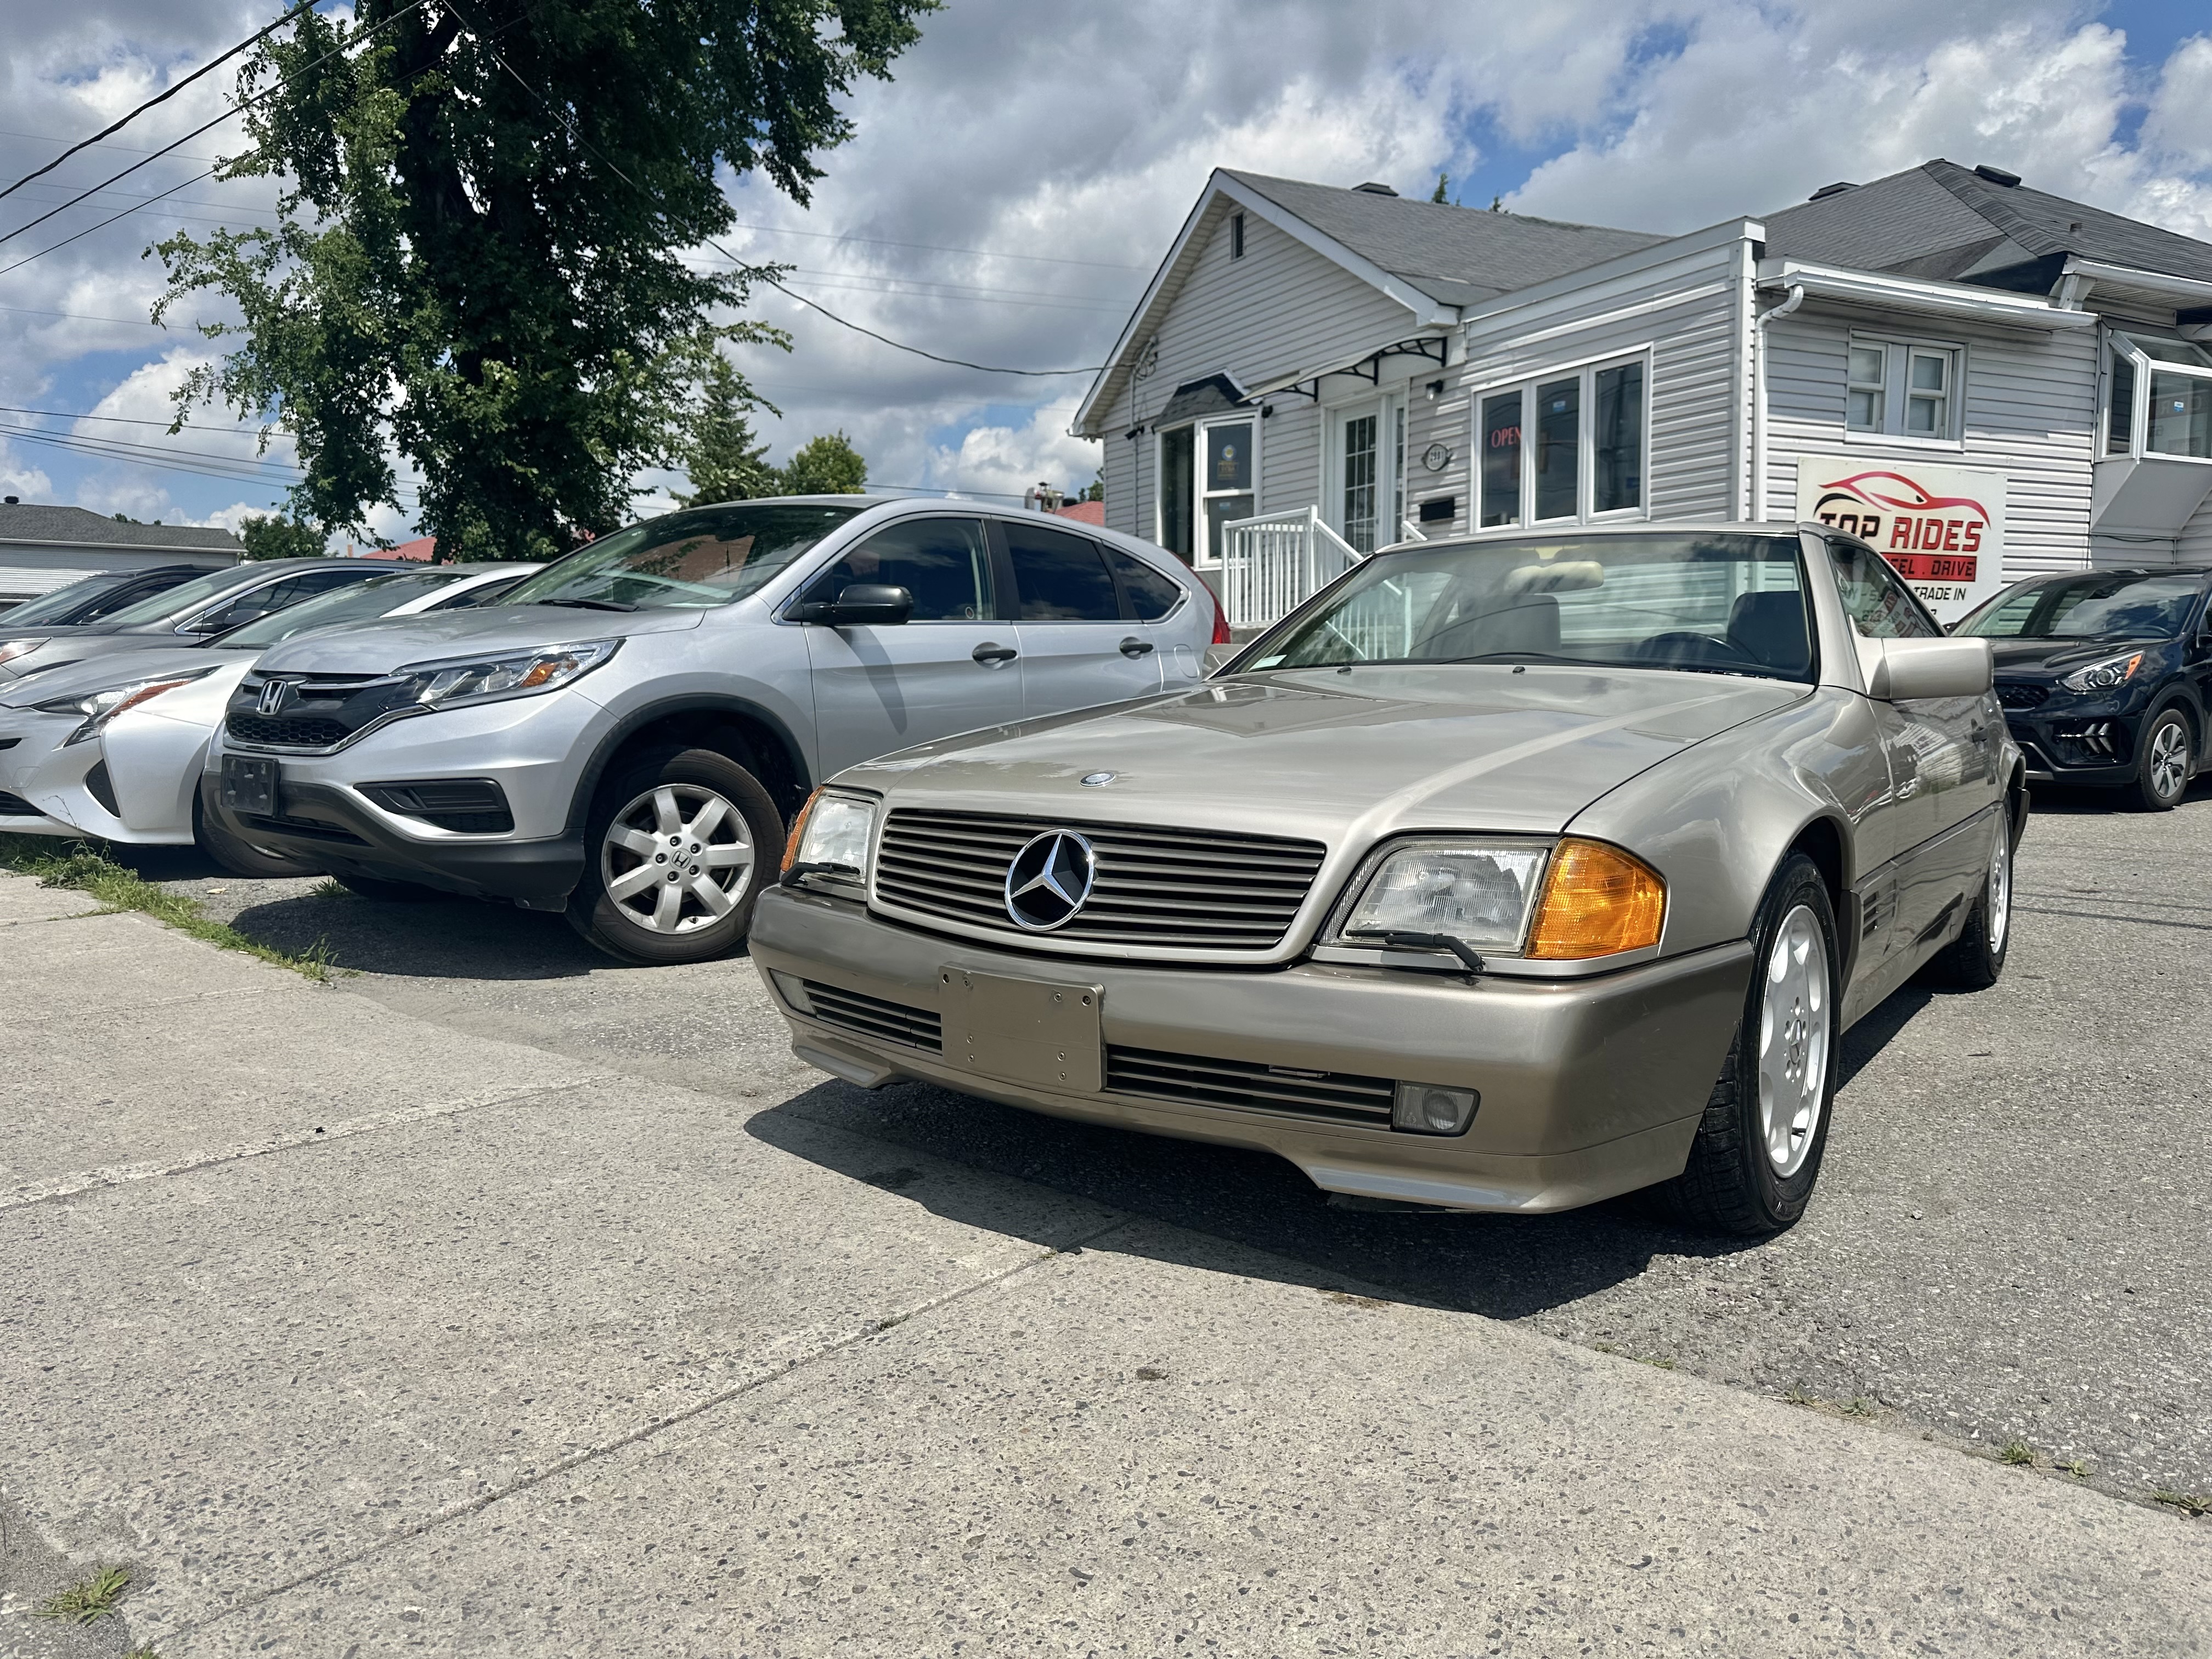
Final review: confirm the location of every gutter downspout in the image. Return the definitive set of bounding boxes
[1751,283,1805,524]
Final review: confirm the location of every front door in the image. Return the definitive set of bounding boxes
[799,516,1025,778]
[996,519,1164,717]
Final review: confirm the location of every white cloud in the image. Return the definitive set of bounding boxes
[926,408,1102,503]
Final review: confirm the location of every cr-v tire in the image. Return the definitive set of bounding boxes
[2130,707,2191,811]
[1650,853,1839,1237]
[195,796,323,879]
[566,744,781,966]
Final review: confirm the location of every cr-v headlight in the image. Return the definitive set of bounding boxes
[400,639,619,709]
[34,666,218,746]
[1328,836,1666,962]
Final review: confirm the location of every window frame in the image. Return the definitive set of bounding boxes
[2103,329,2212,465]
[1156,411,1260,567]
[1465,348,1653,533]
[1840,332,1966,447]
[796,512,1000,624]
[984,517,1162,624]
[1326,393,1409,555]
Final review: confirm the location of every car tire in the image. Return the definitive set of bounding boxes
[565,744,781,966]
[1918,811,2015,990]
[332,873,454,902]
[2130,707,2191,811]
[195,797,323,879]
[1650,853,1839,1237]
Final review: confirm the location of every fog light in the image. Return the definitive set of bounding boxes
[1393,1081,1479,1136]
[769,970,815,1014]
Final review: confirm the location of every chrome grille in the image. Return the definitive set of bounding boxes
[1105,1046,1393,1125]
[226,672,419,753]
[874,809,1325,951]
[800,981,942,1052]
[1995,682,2048,710]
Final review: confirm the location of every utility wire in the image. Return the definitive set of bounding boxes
[0,0,428,252]
[0,0,318,207]
[445,1,1108,380]
[0,168,215,281]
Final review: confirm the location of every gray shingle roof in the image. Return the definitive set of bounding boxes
[0,502,244,553]
[1762,159,2212,288]
[1222,172,1669,307]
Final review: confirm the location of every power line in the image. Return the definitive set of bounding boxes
[0,0,428,253]
[0,0,318,207]
[758,275,1105,375]
[0,168,216,281]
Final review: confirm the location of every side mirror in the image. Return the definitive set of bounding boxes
[787,584,913,627]
[1866,635,1992,701]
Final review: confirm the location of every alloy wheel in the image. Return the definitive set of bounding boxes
[2149,718,2188,803]
[1757,902,1830,1178]
[1987,825,2012,953]
[599,782,755,935]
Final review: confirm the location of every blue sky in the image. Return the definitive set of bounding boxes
[3,0,2211,544]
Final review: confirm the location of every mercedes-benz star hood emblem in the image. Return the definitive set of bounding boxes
[1079,771,1116,787]
[1003,830,1097,931]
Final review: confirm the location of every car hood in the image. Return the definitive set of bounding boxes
[245,602,707,674]
[1987,636,2177,676]
[0,645,244,709]
[844,665,1808,839]
[0,629,217,684]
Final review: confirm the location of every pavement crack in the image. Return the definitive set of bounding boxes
[167,1215,1132,1640]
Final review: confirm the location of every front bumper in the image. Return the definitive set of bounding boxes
[0,712,116,840]
[2005,708,2141,786]
[749,887,1753,1213]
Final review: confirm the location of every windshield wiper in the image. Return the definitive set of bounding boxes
[538,596,639,612]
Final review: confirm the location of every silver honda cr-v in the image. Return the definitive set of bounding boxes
[202,495,1226,963]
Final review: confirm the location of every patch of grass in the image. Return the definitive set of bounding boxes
[2059,1458,2090,1479]
[2000,1438,2037,1466]
[309,877,354,900]
[2151,1488,2210,1517]
[1782,1385,1817,1407]
[0,836,342,982]
[35,1565,129,1624]
[1842,1397,1877,1419]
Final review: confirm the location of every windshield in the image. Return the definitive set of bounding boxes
[500,503,865,611]
[1956,573,2202,640]
[3,573,136,626]
[92,565,257,629]
[216,568,473,647]
[1240,532,1814,682]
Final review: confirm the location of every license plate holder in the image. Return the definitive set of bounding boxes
[220,755,279,816]
[940,968,1103,1093]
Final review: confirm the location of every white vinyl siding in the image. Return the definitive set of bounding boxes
[2177,487,2212,564]
[1764,309,2097,579]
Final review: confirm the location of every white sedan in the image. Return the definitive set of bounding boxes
[0,564,535,874]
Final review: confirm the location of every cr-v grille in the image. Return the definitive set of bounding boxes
[225,673,420,752]
[873,809,1325,951]
[1105,1046,1393,1125]
[801,981,943,1052]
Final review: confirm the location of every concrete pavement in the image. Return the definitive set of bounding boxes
[1,870,2206,1656]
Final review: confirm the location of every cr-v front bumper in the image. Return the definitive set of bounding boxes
[748,886,1753,1213]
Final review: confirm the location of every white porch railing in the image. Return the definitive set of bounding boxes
[1200,506,1364,629]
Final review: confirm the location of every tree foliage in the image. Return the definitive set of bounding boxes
[1431,173,1450,204]
[238,513,328,560]
[156,0,932,560]
[676,354,778,506]
[778,430,867,495]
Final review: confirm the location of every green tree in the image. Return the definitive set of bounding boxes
[155,0,932,560]
[1431,172,1450,204]
[238,512,328,559]
[780,431,867,495]
[1078,471,1103,503]
[677,355,779,506]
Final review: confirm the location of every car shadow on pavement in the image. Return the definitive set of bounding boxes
[747,1079,1766,1323]
[229,889,614,981]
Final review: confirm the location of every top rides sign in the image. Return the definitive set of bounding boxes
[1795,458,2008,623]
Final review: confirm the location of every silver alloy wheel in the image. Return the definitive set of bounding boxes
[1986,823,2012,953]
[1758,902,1830,1178]
[599,782,754,935]
[2149,717,2188,802]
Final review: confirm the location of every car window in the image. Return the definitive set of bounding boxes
[1955,572,2203,640]
[799,518,992,620]
[1827,539,1941,639]
[503,503,864,611]
[1105,547,1183,621]
[1005,522,1121,620]
[194,567,377,632]
[2,573,138,626]
[217,569,470,647]
[428,574,529,609]
[96,566,261,628]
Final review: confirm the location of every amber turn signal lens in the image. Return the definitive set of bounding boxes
[781,788,821,873]
[1525,838,1666,960]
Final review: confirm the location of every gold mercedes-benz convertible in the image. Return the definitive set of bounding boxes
[752,522,2023,1234]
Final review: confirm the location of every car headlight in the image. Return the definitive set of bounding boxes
[2057,651,2142,693]
[781,789,877,884]
[400,639,619,709]
[33,667,218,746]
[0,637,43,668]
[1329,836,1665,962]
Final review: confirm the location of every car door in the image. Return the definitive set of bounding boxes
[996,519,1165,716]
[798,515,1026,779]
[1830,536,1996,958]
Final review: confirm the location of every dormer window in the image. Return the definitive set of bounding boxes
[1230,212,1245,260]
[2106,332,2212,461]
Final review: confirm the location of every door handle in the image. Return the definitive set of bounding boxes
[1118,636,1155,658]
[972,642,1018,665]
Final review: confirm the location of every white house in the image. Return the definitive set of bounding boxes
[0,500,242,606]
[1076,160,2212,624]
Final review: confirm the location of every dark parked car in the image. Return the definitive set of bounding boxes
[1954,566,2212,809]
[0,565,213,627]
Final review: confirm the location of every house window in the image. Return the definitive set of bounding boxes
[1342,411,1378,552]
[2106,333,2212,461]
[1158,426,1194,560]
[1844,336,1962,439]
[1230,213,1245,260]
[1471,354,1647,529]
[1201,419,1255,560]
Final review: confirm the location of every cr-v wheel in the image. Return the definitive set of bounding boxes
[566,745,781,965]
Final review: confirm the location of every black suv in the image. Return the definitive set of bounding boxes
[1954,566,2212,810]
